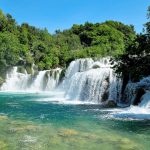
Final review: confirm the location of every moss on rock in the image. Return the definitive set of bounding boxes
[25,65,33,74]
[0,76,5,86]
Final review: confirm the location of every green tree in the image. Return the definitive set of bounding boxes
[0,32,21,70]
[113,6,150,82]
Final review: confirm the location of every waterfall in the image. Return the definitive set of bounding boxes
[0,58,122,103]
[139,92,150,108]
[122,76,150,104]
[1,67,30,91]
[1,67,62,92]
[110,77,150,120]
[1,57,150,110]
[60,58,122,103]
[29,71,47,91]
[45,69,62,90]
[65,58,94,78]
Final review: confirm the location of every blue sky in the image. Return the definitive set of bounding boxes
[0,0,149,33]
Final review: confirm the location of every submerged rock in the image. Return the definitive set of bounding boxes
[104,100,117,108]
[0,141,7,149]
[9,124,39,133]
[20,135,37,144]
[0,115,8,121]
[58,129,78,137]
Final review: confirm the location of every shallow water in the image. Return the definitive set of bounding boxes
[0,92,149,150]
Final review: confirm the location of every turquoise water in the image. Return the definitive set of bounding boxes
[0,92,149,150]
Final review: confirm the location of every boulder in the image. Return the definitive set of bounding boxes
[104,100,117,108]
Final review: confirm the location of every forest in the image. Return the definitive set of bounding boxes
[0,6,150,82]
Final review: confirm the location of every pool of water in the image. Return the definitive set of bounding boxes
[0,92,149,150]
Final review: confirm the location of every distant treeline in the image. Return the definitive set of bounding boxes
[0,9,135,73]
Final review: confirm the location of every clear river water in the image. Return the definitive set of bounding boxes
[0,92,149,150]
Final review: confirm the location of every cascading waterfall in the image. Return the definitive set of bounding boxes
[1,67,30,91]
[65,58,94,78]
[122,76,150,105]
[1,58,150,112]
[0,58,150,120]
[0,58,122,104]
[1,67,62,92]
[60,58,122,103]
[45,69,62,91]
[139,92,150,108]
[28,70,48,91]
[110,77,150,120]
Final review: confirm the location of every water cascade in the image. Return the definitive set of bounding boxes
[110,77,150,120]
[60,58,122,103]
[122,76,150,105]
[1,67,62,92]
[0,58,122,103]
[1,58,150,111]
[0,58,150,121]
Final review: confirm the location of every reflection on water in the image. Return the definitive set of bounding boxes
[0,92,149,150]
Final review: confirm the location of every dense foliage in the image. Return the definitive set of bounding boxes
[114,6,150,82]
[0,9,136,75]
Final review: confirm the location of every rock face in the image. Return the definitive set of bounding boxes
[133,88,146,105]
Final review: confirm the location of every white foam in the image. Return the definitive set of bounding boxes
[105,106,150,120]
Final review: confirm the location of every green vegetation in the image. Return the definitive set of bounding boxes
[3,6,149,84]
[0,9,135,75]
[114,6,150,82]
